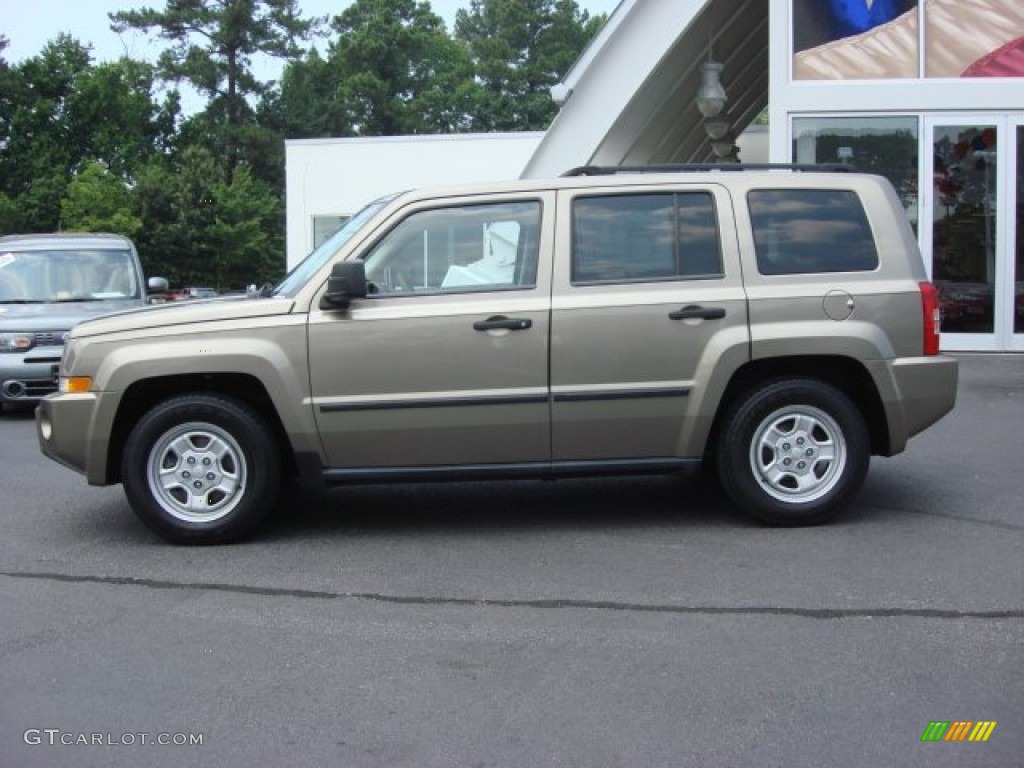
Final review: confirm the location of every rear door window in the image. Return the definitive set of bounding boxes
[571,192,722,284]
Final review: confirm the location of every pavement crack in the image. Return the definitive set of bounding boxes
[2,573,1015,626]
[2,570,1021,620]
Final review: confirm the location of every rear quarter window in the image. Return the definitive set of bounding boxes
[747,189,879,275]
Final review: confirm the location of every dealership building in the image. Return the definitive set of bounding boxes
[286,0,1024,351]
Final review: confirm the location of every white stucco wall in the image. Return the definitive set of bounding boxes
[285,133,544,270]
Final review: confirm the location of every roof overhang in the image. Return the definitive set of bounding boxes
[522,0,769,177]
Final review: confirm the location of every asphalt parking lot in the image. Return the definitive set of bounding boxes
[1,354,1021,767]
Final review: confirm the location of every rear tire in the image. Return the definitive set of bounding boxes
[717,379,869,526]
[122,394,280,544]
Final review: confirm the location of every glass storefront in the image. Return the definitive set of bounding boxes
[789,115,1021,348]
[792,117,919,228]
[792,0,918,80]
[1017,126,1023,336]
[792,1,1024,81]
[782,0,1023,350]
[930,124,999,335]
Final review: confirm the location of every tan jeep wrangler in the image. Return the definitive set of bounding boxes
[37,165,958,544]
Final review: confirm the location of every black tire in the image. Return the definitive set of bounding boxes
[716,379,869,526]
[121,394,281,544]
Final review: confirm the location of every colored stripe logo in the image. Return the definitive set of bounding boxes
[921,721,997,742]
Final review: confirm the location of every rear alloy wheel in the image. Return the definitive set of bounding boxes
[717,379,869,525]
[122,394,280,544]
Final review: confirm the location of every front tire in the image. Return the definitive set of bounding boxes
[122,394,280,544]
[717,379,869,526]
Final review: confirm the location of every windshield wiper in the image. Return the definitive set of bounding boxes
[0,299,46,304]
[51,297,99,303]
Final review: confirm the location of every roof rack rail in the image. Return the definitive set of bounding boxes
[561,163,858,177]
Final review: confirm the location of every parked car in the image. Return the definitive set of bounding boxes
[0,233,160,406]
[37,166,957,543]
[161,286,218,302]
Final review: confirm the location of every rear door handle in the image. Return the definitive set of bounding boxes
[473,315,533,332]
[669,305,726,321]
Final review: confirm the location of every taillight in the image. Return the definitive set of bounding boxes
[919,281,941,356]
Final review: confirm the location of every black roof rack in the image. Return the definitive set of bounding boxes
[561,163,858,177]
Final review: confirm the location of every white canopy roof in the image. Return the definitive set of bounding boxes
[522,0,768,177]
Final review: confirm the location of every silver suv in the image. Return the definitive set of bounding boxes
[1,233,152,406]
[36,166,958,543]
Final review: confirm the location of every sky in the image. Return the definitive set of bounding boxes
[0,0,622,65]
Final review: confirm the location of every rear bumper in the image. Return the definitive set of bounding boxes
[875,355,958,454]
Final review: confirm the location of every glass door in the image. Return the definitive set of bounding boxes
[923,117,1001,350]
[1011,119,1024,350]
[922,115,1024,351]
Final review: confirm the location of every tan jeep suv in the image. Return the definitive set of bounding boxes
[36,166,958,543]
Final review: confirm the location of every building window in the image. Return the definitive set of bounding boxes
[926,0,1024,78]
[792,0,919,80]
[571,193,722,284]
[792,116,919,229]
[747,189,879,275]
[792,0,1024,81]
[313,215,350,250]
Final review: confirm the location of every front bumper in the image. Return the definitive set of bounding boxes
[36,393,105,482]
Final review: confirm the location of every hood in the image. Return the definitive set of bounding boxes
[69,295,296,338]
[0,299,144,332]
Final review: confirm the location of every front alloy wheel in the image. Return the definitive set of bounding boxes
[122,394,280,544]
[147,422,248,523]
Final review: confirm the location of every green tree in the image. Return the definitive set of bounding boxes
[266,48,341,138]
[61,161,143,237]
[272,0,478,139]
[0,37,22,233]
[0,36,174,233]
[207,166,283,289]
[0,35,14,152]
[111,0,321,182]
[131,147,283,290]
[0,35,92,231]
[68,58,179,176]
[455,0,604,131]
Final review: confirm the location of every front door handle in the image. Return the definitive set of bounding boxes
[473,315,533,332]
[669,305,726,321]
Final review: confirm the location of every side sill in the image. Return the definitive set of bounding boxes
[317,458,700,486]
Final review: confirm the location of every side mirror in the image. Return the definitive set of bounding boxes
[319,261,367,310]
[147,276,169,294]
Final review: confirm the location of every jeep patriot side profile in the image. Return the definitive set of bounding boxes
[36,167,958,544]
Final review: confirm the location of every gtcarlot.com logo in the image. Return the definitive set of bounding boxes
[23,729,203,746]
[921,721,997,743]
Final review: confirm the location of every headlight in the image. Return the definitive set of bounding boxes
[0,332,34,353]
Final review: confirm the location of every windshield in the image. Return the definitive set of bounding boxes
[273,196,395,298]
[0,248,139,302]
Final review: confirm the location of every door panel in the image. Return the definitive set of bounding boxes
[308,195,553,468]
[550,186,749,461]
